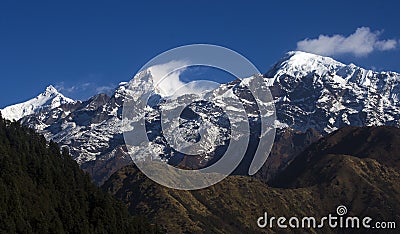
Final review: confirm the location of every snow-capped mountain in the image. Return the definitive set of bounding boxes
[19,82,132,184]
[0,85,75,122]
[2,51,399,184]
[267,51,400,133]
[122,69,275,176]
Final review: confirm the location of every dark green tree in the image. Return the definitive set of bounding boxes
[0,114,157,233]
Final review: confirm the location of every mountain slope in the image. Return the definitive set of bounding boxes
[20,84,131,184]
[0,114,156,233]
[103,126,400,233]
[272,125,400,187]
[254,127,321,182]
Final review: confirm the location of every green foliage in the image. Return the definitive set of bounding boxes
[0,115,157,233]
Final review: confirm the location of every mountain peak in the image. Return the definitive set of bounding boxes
[44,85,59,95]
[285,51,344,64]
[0,85,75,121]
[264,51,400,133]
[266,51,346,79]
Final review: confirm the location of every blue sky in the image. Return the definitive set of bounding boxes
[1,0,399,107]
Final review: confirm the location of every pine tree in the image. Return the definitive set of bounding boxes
[0,115,157,233]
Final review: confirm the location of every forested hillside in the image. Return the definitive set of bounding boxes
[0,113,156,233]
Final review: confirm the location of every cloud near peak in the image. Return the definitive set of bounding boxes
[148,60,190,97]
[296,27,398,57]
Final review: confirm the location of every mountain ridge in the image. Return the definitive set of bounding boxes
[267,51,400,133]
[1,51,399,184]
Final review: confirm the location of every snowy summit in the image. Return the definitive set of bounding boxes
[0,85,75,121]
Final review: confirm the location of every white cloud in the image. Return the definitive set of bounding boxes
[56,81,116,100]
[148,61,220,97]
[375,39,397,51]
[296,27,398,57]
[56,82,92,93]
[96,85,116,95]
[148,60,190,96]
